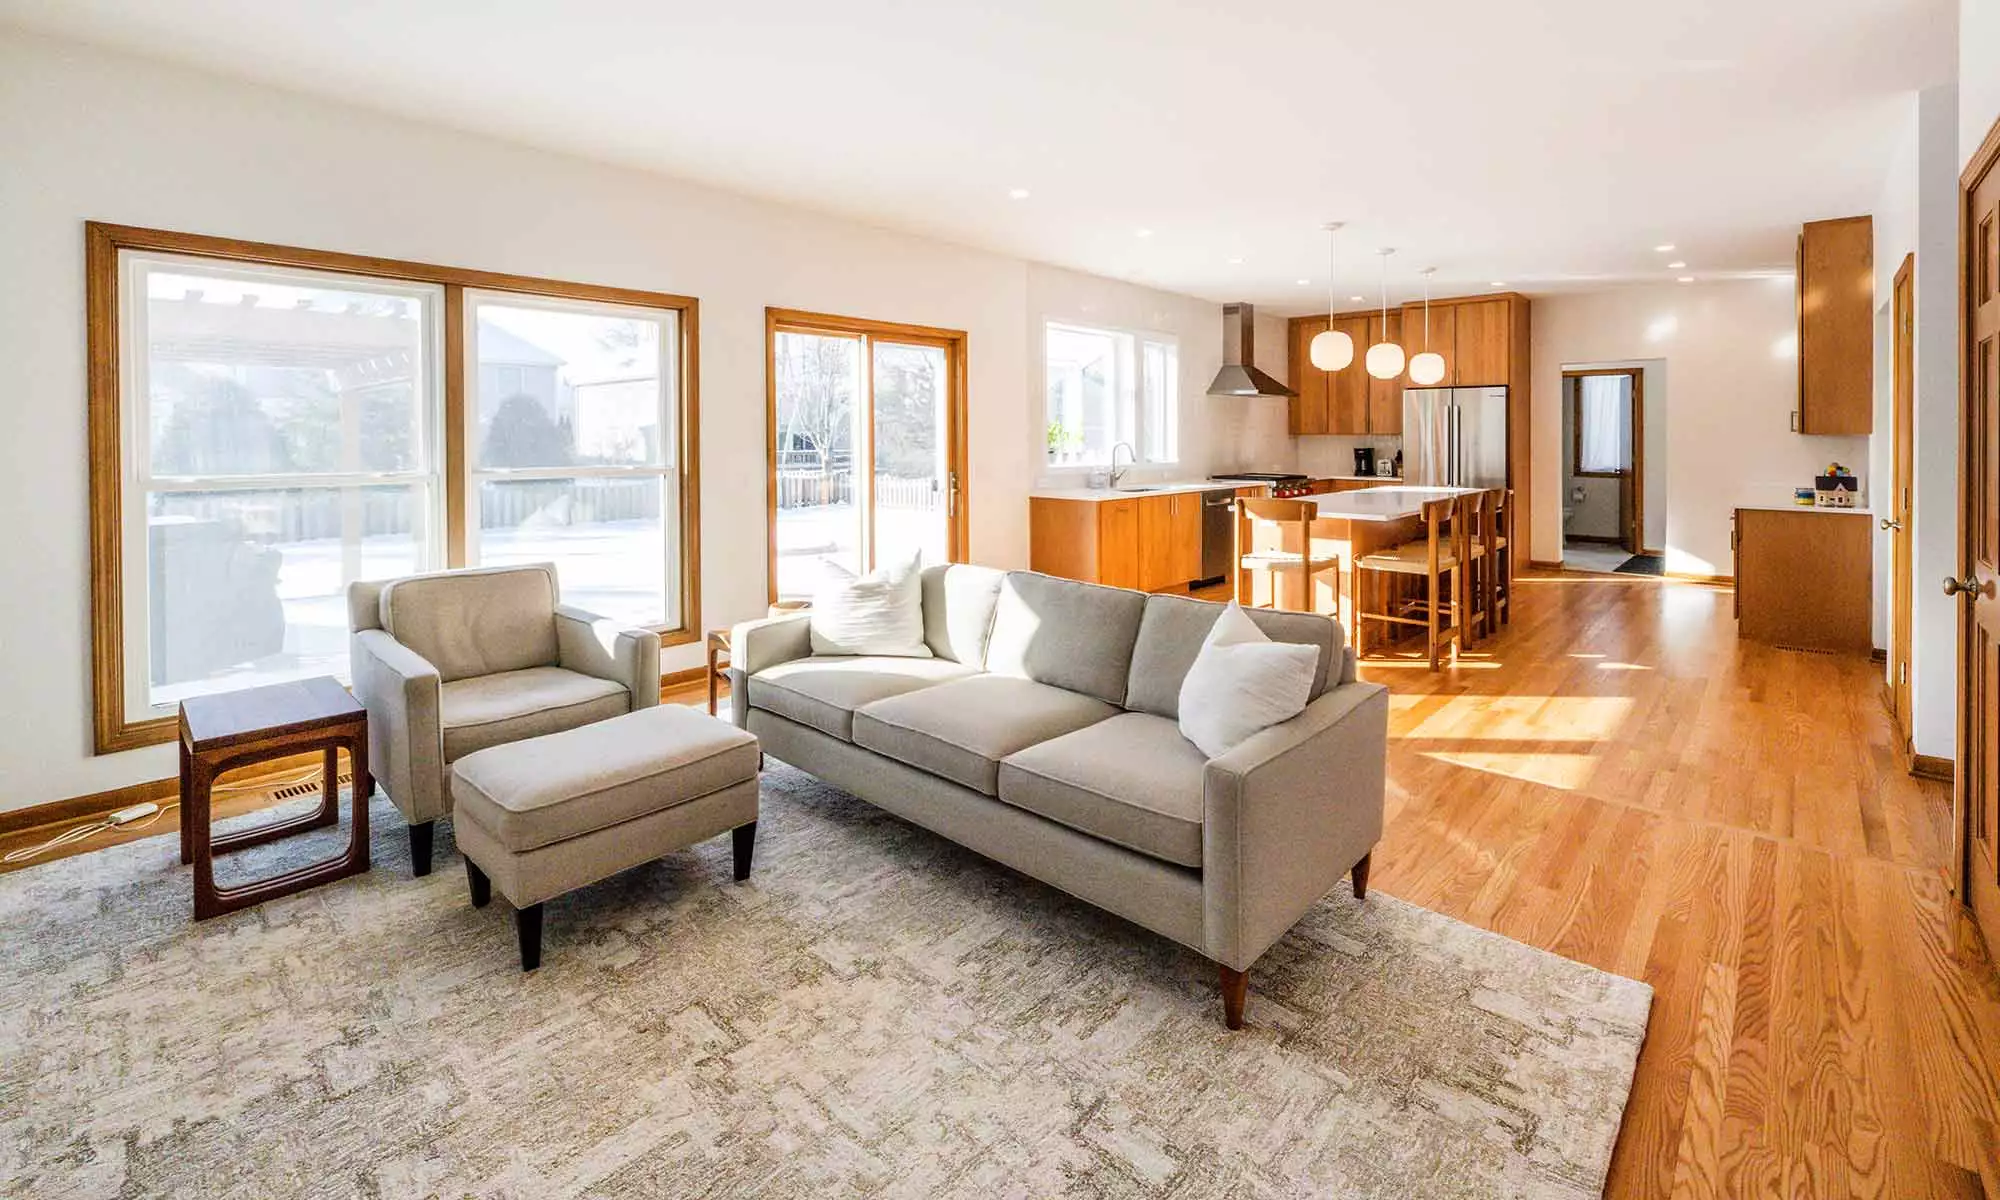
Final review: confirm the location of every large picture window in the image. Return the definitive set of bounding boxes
[1043,322,1178,468]
[88,224,700,753]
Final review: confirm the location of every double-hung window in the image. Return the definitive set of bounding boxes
[90,224,699,753]
[1043,322,1178,467]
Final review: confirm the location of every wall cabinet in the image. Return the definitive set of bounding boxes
[1796,215,1873,435]
[1450,299,1511,386]
[1399,302,1457,387]
[1365,313,1404,434]
[1029,491,1204,592]
[1328,315,1372,434]
[1288,317,1331,435]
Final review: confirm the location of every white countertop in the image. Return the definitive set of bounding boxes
[1030,480,1242,502]
[1738,504,1872,517]
[1306,486,1485,522]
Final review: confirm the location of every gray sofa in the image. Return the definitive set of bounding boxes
[728,565,1388,1028]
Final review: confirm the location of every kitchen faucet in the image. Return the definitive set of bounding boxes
[1109,441,1136,489]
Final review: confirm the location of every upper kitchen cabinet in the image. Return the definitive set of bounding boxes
[1399,302,1457,387]
[1366,311,1404,434]
[1329,315,1372,434]
[1451,299,1512,386]
[1796,215,1873,435]
[1287,317,1331,435]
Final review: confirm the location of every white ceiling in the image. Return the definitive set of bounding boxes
[0,0,1959,312]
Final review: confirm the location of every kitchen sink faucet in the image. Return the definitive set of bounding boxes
[1109,441,1136,489]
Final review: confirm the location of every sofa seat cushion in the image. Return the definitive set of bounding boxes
[852,675,1119,796]
[748,656,978,741]
[452,705,760,852]
[996,713,1207,868]
[440,666,630,762]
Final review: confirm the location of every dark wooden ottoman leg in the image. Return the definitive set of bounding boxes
[732,821,757,882]
[466,859,491,908]
[409,820,434,878]
[516,903,544,972]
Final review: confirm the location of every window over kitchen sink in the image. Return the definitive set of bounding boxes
[1044,321,1178,468]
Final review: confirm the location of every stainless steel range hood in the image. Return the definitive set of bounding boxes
[1206,302,1296,398]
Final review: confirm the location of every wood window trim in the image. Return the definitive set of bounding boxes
[1566,368,1639,481]
[763,307,969,605]
[86,221,701,754]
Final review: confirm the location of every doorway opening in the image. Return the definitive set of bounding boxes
[764,309,969,602]
[1561,368,1647,574]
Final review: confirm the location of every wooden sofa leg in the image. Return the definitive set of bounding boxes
[516,903,544,972]
[1219,964,1248,1030]
[409,820,435,878]
[732,821,757,881]
[466,859,491,907]
[1352,851,1372,900]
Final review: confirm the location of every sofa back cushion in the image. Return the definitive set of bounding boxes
[379,563,561,683]
[984,571,1147,706]
[1124,592,1341,719]
[919,562,1007,666]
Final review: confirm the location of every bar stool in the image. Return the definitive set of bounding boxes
[1458,489,1490,644]
[1487,488,1515,628]
[1234,498,1341,618]
[1354,496,1462,670]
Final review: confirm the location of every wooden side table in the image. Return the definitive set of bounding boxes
[705,629,730,716]
[178,676,373,920]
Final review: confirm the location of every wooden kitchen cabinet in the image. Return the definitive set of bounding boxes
[1734,507,1872,651]
[1796,215,1873,435]
[1451,299,1511,386]
[1029,492,1203,593]
[1329,315,1371,434]
[1288,317,1331,435]
[1399,302,1457,386]
[1365,312,1404,434]
[1137,492,1203,591]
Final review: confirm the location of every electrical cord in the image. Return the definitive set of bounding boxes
[3,763,331,865]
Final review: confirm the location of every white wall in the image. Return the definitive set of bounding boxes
[1530,282,1867,578]
[0,31,1270,811]
[1874,85,1962,758]
[1965,0,2000,165]
[1026,266,1292,486]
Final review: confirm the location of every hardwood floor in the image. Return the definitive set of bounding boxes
[1367,570,1998,1197]
[4,573,1996,1194]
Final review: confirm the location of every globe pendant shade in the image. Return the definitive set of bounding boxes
[1408,350,1447,386]
[1365,340,1406,380]
[1309,327,1354,371]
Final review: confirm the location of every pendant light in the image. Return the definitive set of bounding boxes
[1308,222,1354,371]
[1364,248,1406,380]
[1407,266,1447,386]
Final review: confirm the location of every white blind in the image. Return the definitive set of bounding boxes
[1578,375,1631,473]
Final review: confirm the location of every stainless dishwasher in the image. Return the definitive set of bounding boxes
[1199,488,1239,585]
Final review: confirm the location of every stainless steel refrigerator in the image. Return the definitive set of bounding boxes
[1401,386,1509,488]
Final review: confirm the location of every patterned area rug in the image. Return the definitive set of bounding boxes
[1,763,1650,1198]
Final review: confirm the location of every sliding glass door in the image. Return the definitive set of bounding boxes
[767,311,966,601]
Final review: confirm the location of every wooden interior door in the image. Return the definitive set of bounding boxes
[1890,255,1915,744]
[1959,129,2000,953]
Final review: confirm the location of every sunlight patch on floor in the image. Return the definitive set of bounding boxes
[1420,750,1600,791]
[1390,694,1635,742]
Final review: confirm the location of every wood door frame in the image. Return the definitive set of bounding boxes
[764,308,970,604]
[1562,368,1645,555]
[1956,115,2000,907]
[1890,253,1915,748]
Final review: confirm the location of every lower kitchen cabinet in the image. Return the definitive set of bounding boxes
[1733,507,1872,652]
[1029,492,1206,592]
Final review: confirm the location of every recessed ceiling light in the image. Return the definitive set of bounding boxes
[1349,295,1365,303]
[1296,278,1312,286]
[1490,281,1507,288]
[1655,243,1676,253]
[1135,228,1154,238]
[1667,260,1687,269]
[1677,275,1695,283]
[1007,187,1030,200]
[1227,256,1244,265]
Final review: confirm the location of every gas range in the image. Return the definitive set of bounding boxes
[1209,471,1312,498]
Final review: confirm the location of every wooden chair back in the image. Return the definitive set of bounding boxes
[1418,496,1458,573]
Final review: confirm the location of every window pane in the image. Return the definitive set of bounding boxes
[473,302,669,469]
[873,342,948,570]
[1141,340,1178,464]
[477,477,668,627]
[146,485,427,707]
[1046,325,1122,466]
[141,266,428,477]
[773,331,863,599]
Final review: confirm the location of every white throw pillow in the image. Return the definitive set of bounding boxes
[809,555,933,658]
[1177,602,1317,758]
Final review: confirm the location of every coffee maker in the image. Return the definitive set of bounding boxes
[1353,446,1376,477]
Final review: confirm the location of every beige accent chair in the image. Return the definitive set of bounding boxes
[347,563,661,876]
[729,565,1388,1029]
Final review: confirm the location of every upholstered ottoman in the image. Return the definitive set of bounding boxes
[450,705,761,970]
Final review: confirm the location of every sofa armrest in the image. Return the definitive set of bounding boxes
[555,604,661,710]
[1200,681,1389,971]
[732,611,814,675]
[350,629,446,825]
